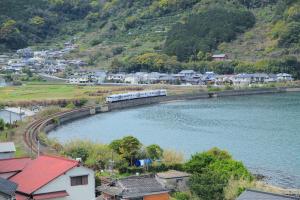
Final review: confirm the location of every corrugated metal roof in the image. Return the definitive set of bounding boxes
[0,157,32,173]
[0,142,16,153]
[118,175,168,198]
[237,190,299,200]
[9,155,79,195]
[0,177,17,196]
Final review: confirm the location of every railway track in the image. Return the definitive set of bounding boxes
[23,106,94,156]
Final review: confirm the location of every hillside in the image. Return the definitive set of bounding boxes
[1,0,300,76]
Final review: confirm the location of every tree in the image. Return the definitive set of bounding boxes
[119,136,142,166]
[109,139,123,154]
[0,118,5,131]
[185,148,252,200]
[146,144,163,160]
[189,170,226,200]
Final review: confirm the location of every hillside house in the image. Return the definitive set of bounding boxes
[0,142,16,160]
[0,155,95,200]
[0,177,17,200]
[156,170,190,192]
[98,175,169,200]
[212,54,228,61]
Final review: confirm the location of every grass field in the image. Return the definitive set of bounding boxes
[0,83,203,105]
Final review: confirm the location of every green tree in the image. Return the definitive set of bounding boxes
[146,144,163,160]
[0,118,5,131]
[120,136,141,166]
[189,170,226,200]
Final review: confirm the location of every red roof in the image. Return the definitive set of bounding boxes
[0,157,32,174]
[33,191,69,200]
[16,193,29,200]
[9,155,79,195]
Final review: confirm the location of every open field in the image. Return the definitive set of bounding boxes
[0,83,203,105]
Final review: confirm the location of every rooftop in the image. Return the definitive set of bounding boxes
[237,190,300,200]
[0,157,32,174]
[9,155,79,195]
[99,175,169,198]
[0,177,18,197]
[156,170,190,179]
[0,142,16,153]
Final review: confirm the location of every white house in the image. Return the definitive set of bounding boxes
[0,155,95,200]
[124,74,140,84]
[179,70,196,79]
[277,73,293,82]
[0,142,16,159]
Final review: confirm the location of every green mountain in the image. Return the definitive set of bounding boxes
[1,0,300,76]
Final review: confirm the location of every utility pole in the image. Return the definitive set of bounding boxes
[37,140,40,157]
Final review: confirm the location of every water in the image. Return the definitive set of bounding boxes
[49,92,300,188]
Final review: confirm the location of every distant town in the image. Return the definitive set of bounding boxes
[0,44,294,87]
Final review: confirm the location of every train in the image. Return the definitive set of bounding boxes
[106,89,167,103]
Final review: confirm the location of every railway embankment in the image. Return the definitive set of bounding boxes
[23,87,294,155]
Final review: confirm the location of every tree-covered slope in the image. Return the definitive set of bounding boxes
[1,0,300,73]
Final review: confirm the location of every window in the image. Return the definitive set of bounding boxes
[70,175,88,186]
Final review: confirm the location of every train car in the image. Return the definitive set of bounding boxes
[106,89,167,103]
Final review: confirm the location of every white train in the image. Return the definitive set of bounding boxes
[106,89,167,103]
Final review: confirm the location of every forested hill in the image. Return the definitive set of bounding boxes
[1,0,300,75]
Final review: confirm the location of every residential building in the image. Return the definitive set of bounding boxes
[277,73,293,82]
[236,189,299,200]
[106,74,125,83]
[125,74,140,84]
[0,142,16,159]
[0,158,32,179]
[0,155,95,200]
[0,177,17,200]
[98,175,169,200]
[212,54,228,61]
[156,170,190,192]
[179,70,196,79]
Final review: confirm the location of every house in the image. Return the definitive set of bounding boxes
[0,142,16,159]
[0,177,17,200]
[277,73,293,82]
[98,175,169,200]
[236,189,299,200]
[0,155,95,200]
[203,72,217,83]
[156,170,190,192]
[215,75,234,85]
[68,76,90,85]
[179,70,196,79]
[252,73,269,83]
[212,54,228,61]
[0,158,32,179]
[125,74,140,84]
[106,74,125,83]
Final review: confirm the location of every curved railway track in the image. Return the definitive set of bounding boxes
[23,106,94,156]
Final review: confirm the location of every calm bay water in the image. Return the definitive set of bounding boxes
[50,92,300,188]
